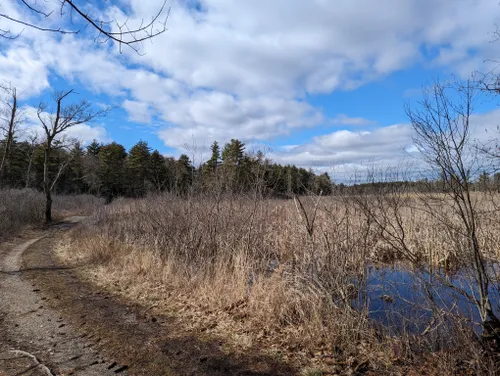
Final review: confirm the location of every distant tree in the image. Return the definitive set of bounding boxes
[206,141,221,172]
[175,154,194,195]
[126,140,151,197]
[98,142,127,202]
[493,172,500,192]
[86,140,102,157]
[0,83,23,185]
[164,157,178,192]
[477,171,491,191]
[82,140,102,194]
[57,142,86,194]
[222,139,246,192]
[313,172,333,195]
[23,134,38,188]
[222,139,245,166]
[149,150,170,192]
[37,89,107,222]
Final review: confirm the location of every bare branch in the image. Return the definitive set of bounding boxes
[3,0,170,53]
[0,12,76,34]
[20,0,53,18]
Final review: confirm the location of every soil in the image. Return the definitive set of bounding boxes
[0,218,297,376]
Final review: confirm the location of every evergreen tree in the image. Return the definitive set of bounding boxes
[83,141,101,194]
[313,172,333,195]
[126,140,151,197]
[59,143,86,194]
[222,139,245,166]
[207,141,221,171]
[86,139,102,157]
[149,150,170,192]
[222,139,246,192]
[175,154,194,195]
[98,142,127,202]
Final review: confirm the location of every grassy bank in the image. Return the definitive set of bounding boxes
[59,193,500,374]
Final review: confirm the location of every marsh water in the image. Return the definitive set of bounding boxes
[355,265,500,334]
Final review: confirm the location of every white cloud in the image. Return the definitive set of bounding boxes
[0,47,49,97]
[156,93,322,150]
[64,123,111,144]
[329,114,377,126]
[271,108,500,181]
[273,124,414,168]
[1,0,500,168]
[123,100,153,123]
[20,106,111,144]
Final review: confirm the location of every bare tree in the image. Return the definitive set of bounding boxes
[0,0,170,53]
[0,83,24,185]
[24,132,38,188]
[476,125,500,171]
[37,89,107,222]
[405,80,500,337]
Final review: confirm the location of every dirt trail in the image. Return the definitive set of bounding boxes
[0,219,296,376]
[0,221,116,376]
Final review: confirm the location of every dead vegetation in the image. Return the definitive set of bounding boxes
[58,191,500,374]
[0,188,102,240]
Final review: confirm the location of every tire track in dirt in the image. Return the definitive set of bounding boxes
[0,225,118,376]
[0,219,297,375]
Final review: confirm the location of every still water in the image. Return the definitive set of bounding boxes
[355,265,500,334]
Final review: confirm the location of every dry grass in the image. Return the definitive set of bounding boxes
[0,188,103,240]
[59,192,500,374]
[0,188,44,239]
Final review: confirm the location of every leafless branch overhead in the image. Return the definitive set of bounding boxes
[0,0,170,53]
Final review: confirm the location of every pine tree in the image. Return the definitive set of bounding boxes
[61,143,86,194]
[98,142,128,202]
[86,140,102,156]
[149,150,170,192]
[207,141,221,172]
[314,172,332,195]
[83,141,101,194]
[222,139,246,192]
[175,154,194,195]
[126,140,151,197]
[222,139,245,166]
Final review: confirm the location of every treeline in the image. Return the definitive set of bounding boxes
[338,172,500,194]
[0,137,333,200]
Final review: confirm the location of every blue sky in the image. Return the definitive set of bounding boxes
[1,0,500,181]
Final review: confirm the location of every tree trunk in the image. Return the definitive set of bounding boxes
[43,144,52,223]
[0,91,17,185]
[45,189,52,223]
[25,151,34,188]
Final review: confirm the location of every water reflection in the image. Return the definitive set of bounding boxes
[354,265,500,334]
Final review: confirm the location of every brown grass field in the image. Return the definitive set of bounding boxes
[54,192,500,374]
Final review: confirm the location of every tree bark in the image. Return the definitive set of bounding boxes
[43,144,52,223]
[0,88,17,185]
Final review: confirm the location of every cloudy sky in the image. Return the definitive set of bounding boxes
[1,0,500,181]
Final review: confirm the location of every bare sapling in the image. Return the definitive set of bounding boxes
[406,79,500,345]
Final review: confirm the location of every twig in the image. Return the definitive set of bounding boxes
[9,350,55,376]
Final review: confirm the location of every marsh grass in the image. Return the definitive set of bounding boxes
[60,192,500,374]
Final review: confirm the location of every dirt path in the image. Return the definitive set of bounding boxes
[0,221,116,376]
[0,219,296,376]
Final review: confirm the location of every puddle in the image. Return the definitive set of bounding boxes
[354,265,500,334]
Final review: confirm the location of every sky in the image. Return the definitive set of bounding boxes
[1,0,500,182]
